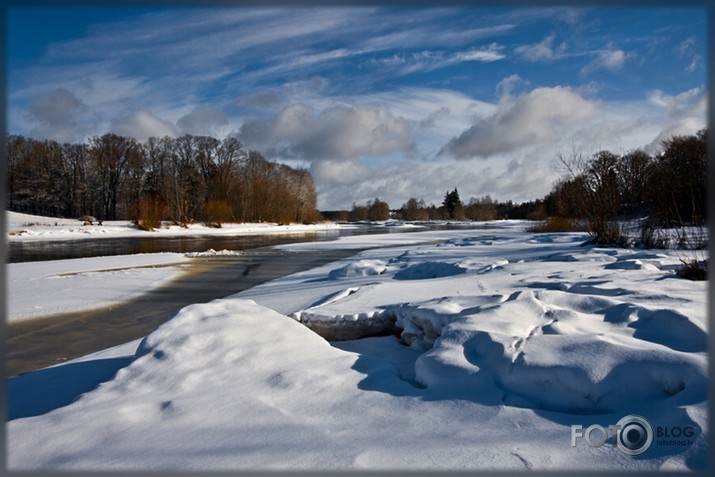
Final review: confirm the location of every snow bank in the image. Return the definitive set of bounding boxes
[7,227,708,470]
[7,253,191,322]
[6,210,340,241]
[327,259,388,279]
[184,248,243,257]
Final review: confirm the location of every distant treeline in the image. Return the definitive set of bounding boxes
[323,130,708,235]
[6,133,321,227]
[324,189,546,222]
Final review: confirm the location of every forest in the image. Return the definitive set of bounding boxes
[6,133,321,228]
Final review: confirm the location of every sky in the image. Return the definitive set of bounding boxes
[5,3,709,210]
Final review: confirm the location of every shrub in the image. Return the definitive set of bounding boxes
[528,216,582,233]
[636,220,670,249]
[204,199,233,228]
[134,198,164,231]
[677,259,707,281]
[585,218,631,247]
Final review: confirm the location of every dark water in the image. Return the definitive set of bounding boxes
[6,223,481,263]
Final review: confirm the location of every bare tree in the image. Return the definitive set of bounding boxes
[367,198,390,221]
[89,133,140,220]
[7,132,322,227]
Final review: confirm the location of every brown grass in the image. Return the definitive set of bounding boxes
[528,216,583,233]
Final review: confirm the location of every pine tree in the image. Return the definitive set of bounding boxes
[443,188,464,220]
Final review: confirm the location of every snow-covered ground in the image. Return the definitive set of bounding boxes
[7,253,191,322]
[6,222,709,470]
[6,210,341,241]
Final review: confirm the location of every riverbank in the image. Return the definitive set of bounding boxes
[6,210,344,242]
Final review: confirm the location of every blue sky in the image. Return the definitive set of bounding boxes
[6,4,708,210]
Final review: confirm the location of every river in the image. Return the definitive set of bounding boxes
[6,222,484,375]
[6,223,476,263]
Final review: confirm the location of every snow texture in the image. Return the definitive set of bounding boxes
[6,222,708,471]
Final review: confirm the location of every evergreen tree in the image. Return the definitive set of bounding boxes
[442,188,464,220]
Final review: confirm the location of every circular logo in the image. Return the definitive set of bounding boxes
[616,415,653,456]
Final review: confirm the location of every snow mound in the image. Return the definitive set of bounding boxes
[393,261,467,280]
[327,259,388,279]
[411,290,707,414]
[291,285,400,340]
[280,235,707,419]
[604,259,660,271]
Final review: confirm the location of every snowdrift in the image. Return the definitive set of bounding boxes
[8,228,708,470]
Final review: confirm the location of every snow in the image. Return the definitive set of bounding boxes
[6,210,341,241]
[7,253,192,322]
[6,222,708,471]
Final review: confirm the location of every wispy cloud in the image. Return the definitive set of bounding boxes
[514,34,566,62]
[580,44,630,75]
[370,44,506,76]
[675,36,701,73]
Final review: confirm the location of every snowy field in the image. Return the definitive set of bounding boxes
[6,221,709,471]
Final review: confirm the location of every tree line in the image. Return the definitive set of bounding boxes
[541,129,707,245]
[324,188,538,223]
[322,129,707,245]
[7,128,705,243]
[6,133,321,228]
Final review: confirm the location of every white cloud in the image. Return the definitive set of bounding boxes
[177,105,229,137]
[581,46,629,75]
[675,37,702,73]
[240,103,415,161]
[599,49,626,69]
[310,159,371,187]
[359,12,514,51]
[315,153,558,211]
[110,111,178,142]
[676,36,697,57]
[440,86,602,159]
[495,74,528,97]
[453,44,507,63]
[643,87,707,152]
[514,34,566,62]
[646,87,702,112]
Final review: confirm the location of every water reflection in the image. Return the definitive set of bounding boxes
[6,223,484,263]
[7,231,325,263]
